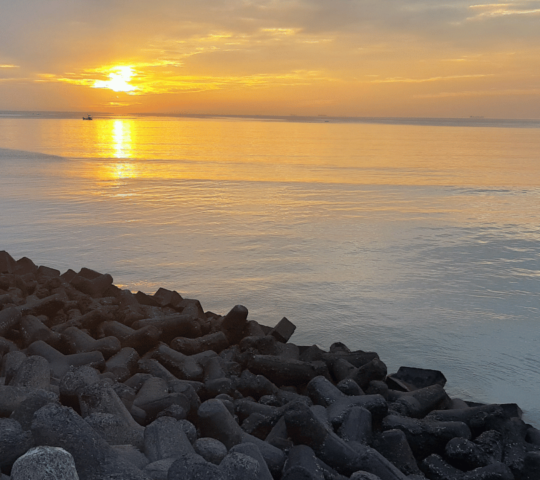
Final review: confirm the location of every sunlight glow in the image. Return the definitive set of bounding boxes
[112,120,132,158]
[94,66,138,93]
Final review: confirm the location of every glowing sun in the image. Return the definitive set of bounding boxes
[93,66,138,93]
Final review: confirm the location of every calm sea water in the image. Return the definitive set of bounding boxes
[1,112,539,425]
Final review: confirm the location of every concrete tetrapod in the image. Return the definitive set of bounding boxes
[284,402,407,479]
[11,446,79,480]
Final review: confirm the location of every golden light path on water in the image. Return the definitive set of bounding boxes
[28,116,540,189]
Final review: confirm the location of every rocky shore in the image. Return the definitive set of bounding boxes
[0,250,539,480]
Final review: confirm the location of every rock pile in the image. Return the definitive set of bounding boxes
[0,250,539,480]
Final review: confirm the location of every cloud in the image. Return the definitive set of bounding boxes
[1,0,539,116]
[415,87,540,98]
[366,74,493,84]
[467,1,540,19]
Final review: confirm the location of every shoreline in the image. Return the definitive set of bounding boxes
[1,249,539,479]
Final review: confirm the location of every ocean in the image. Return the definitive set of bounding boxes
[0,111,539,425]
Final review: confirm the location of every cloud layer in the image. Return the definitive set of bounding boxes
[1,0,539,117]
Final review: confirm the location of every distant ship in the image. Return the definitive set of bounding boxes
[470,116,484,119]
[83,115,93,121]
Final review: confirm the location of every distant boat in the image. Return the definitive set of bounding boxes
[82,115,93,121]
[470,116,484,119]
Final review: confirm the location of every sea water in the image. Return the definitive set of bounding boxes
[0,112,539,424]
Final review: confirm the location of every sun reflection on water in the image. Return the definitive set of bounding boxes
[112,120,132,159]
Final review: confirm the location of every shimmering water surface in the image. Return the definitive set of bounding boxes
[1,113,539,424]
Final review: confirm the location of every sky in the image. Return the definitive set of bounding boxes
[0,0,539,118]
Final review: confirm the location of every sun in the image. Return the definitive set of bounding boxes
[93,66,138,93]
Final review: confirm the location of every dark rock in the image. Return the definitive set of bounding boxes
[0,306,22,337]
[171,331,229,356]
[156,404,189,422]
[349,358,388,390]
[525,426,540,446]
[244,320,266,337]
[425,404,504,432]
[152,288,183,309]
[18,294,65,318]
[221,305,249,345]
[308,375,387,426]
[1,350,27,384]
[382,414,471,460]
[391,384,451,418]
[350,472,383,480]
[0,385,52,417]
[366,380,388,399]
[308,375,347,407]
[265,416,292,450]
[521,451,540,480]
[462,462,514,480]
[474,430,503,463]
[445,437,492,471]
[10,389,59,430]
[194,437,228,465]
[178,298,206,319]
[62,326,121,358]
[230,443,274,480]
[9,355,50,389]
[19,314,61,348]
[268,317,296,343]
[420,454,463,480]
[219,452,260,480]
[31,403,149,480]
[121,325,161,355]
[0,335,19,355]
[338,406,373,445]
[111,444,149,470]
[85,412,143,447]
[10,446,78,480]
[138,358,178,384]
[327,394,388,427]
[284,402,407,479]
[0,250,16,274]
[167,453,226,480]
[37,265,61,278]
[135,291,161,307]
[330,342,351,354]
[169,380,202,418]
[248,355,320,386]
[78,381,144,448]
[153,345,204,381]
[0,418,34,473]
[27,340,105,380]
[104,347,140,382]
[59,365,101,409]
[337,378,365,396]
[387,367,447,392]
[53,308,110,334]
[234,369,278,399]
[372,429,421,476]
[332,357,358,383]
[144,417,194,462]
[143,458,176,480]
[71,273,113,297]
[282,445,325,480]
[133,314,201,343]
[133,376,169,411]
[198,399,285,476]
